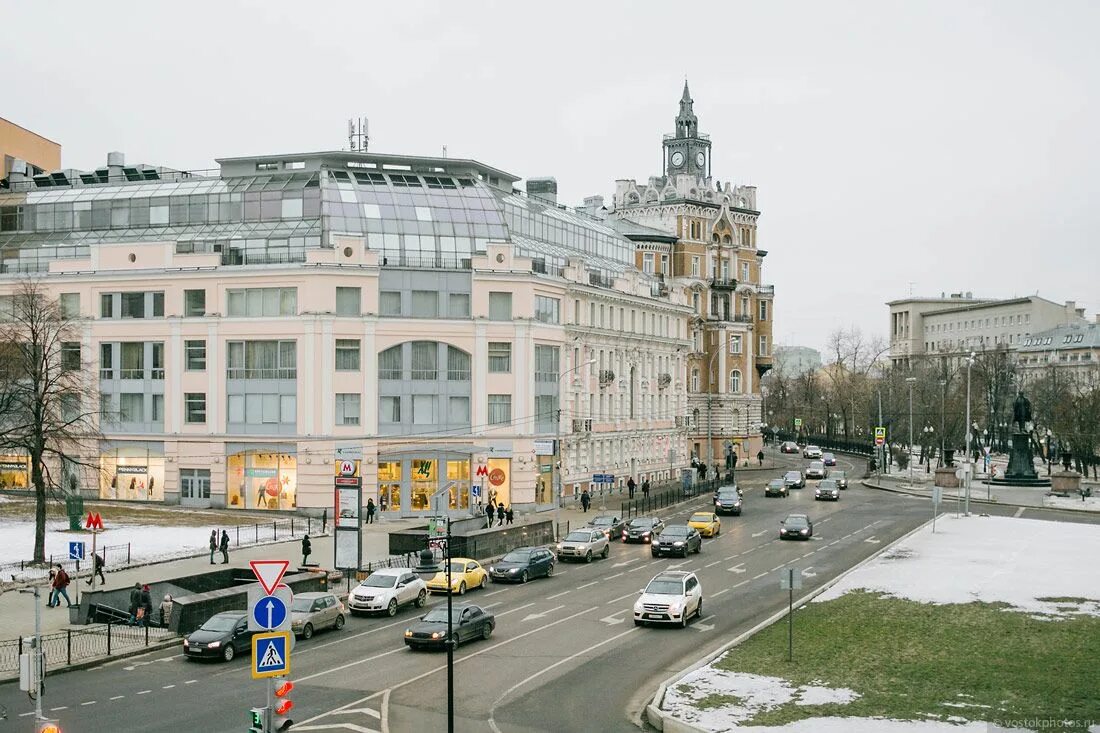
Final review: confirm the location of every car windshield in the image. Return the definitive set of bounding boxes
[590,517,615,527]
[823,454,835,459]
[501,551,533,563]
[422,607,465,623]
[565,531,593,542]
[717,490,740,499]
[292,598,319,612]
[662,526,690,537]
[808,446,820,451]
[628,518,656,528]
[690,513,713,523]
[645,579,685,595]
[784,517,809,527]
[360,574,398,588]
[810,462,824,469]
[833,471,847,478]
[785,472,800,479]
[819,480,837,489]
[768,479,785,487]
[200,615,239,632]
[447,561,468,574]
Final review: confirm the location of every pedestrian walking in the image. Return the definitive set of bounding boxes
[505,505,514,525]
[219,529,230,564]
[159,594,174,628]
[580,488,591,513]
[51,564,72,608]
[301,534,312,566]
[757,449,765,467]
[627,476,636,499]
[322,508,329,533]
[128,582,142,625]
[46,567,57,607]
[642,479,650,498]
[208,530,217,564]
[496,502,505,526]
[87,552,106,586]
[140,584,153,627]
[365,498,376,524]
[485,502,494,528]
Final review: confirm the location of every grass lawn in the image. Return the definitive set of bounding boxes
[713,590,1100,730]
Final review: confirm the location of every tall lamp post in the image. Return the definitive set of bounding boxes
[922,425,934,473]
[554,358,596,538]
[414,519,454,733]
[964,352,975,516]
[905,377,917,482]
[938,379,946,468]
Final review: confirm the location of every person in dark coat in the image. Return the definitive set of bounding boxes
[505,506,514,525]
[642,479,650,498]
[139,584,153,627]
[757,449,765,466]
[301,534,312,565]
[219,529,230,564]
[365,498,376,524]
[580,489,591,513]
[208,530,218,565]
[496,502,506,526]
[87,552,106,586]
[128,583,142,625]
[485,502,495,528]
[627,477,636,499]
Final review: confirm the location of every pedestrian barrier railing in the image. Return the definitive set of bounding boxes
[620,478,721,519]
[0,621,176,676]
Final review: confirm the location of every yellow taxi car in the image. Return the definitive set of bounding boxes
[687,512,721,538]
[426,557,488,595]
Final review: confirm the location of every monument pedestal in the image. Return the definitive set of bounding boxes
[935,466,960,489]
[1050,470,1081,494]
[988,431,1051,487]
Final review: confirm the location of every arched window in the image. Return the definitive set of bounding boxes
[692,407,701,427]
[691,368,700,392]
[712,233,719,243]
[729,369,742,394]
[722,234,732,245]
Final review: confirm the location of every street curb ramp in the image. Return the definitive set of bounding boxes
[642,515,937,732]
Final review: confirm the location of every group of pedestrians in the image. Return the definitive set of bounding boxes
[625,477,651,500]
[127,582,172,627]
[208,529,231,564]
[484,501,514,528]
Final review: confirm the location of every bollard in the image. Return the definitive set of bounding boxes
[144,623,149,646]
[127,543,131,564]
[236,526,240,546]
[291,518,295,535]
[107,621,112,655]
[67,629,72,665]
[255,524,259,543]
[273,520,277,541]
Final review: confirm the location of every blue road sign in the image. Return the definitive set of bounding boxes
[252,631,291,679]
[471,485,481,498]
[68,541,85,560]
[251,594,288,631]
[592,473,616,484]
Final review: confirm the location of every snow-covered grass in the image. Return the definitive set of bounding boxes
[659,514,1100,732]
[1045,494,1100,512]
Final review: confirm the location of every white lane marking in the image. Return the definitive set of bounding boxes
[696,622,716,632]
[627,565,647,573]
[162,684,175,689]
[704,560,721,568]
[605,572,624,580]
[607,591,640,605]
[184,680,197,685]
[81,701,97,706]
[51,706,69,711]
[600,611,627,625]
[802,567,817,577]
[485,588,510,596]
[136,691,151,695]
[20,712,34,717]
[297,647,404,683]
[828,541,841,547]
[732,580,751,589]
[725,553,741,560]
[547,590,571,600]
[110,695,125,700]
[802,551,815,558]
[769,564,785,573]
[494,602,535,617]
[864,536,881,544]
[712,588,731,597]
[486,626,639,733]
[751,530,767,538]
[292,724,375,732]
[818,517,833,523]
[333,707,382,719]
[727,564,746,574]
[612,558,639,568]
[577,580,599,590]
[752,572,768,580]
[743,546,759,554]
[1014,507,1025,518]
[521,605,565,622]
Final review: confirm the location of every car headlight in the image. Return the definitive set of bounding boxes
[183,639,190,647]
[668,603,682,615]
[404,629,413,637]
[508,568,520,574]
[651,538,659,545]
[556,544,563,552]
[207,641,221,649]
[488,566,495,573]
[673,541,684,546]
[734,500,742,506]
[642,532,650,539]
[431,631,444,639]
[781,529,788,533]
[800,529,809,535]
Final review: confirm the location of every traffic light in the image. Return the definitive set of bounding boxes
[274,680,294,731]
[249,706,267,733]
[36,720,61,733]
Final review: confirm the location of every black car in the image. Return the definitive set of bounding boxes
[183,611,256,662]
[488,547,555,583]
[714,488,743,515]
[832,470,849,489]
[779,514,814,540]
[586,514,626,540]
[779,441,800,454]
[622,516,664,543]
[815,479,840,501]
[404,604,495,650]
[765,478,789,498]
[783,471,806,489]
[651,525,702,557]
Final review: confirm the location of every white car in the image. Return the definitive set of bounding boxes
[633,570,703,628]
[803,445,823,459]
[348,568,428,617]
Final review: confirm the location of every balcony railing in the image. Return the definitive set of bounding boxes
[709,277,737,290]
[758,284,775,295]
[382,254,472,270]
[733,314,754,323]
[572,418,592,433]
[226,368,297,380]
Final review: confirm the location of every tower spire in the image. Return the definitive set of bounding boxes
[675,79,698,138]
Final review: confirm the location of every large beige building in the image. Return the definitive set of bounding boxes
[0,150,694,516]
[0,116,61,179]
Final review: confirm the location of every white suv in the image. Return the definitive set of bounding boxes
[633,571,703,628]
[557,528,610,562]
[348,568,428,617]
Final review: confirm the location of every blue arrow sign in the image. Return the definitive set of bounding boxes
[252,631,290,679]
[68,541,85,560]
[251,595,287,631]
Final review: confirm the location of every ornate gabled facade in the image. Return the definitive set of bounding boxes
[609,82,774,469]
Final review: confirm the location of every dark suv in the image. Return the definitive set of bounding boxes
[651,525,702,557]
[622,516,664,543]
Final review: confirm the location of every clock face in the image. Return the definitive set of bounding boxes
[671,151,685,167]
[696,151,706,168]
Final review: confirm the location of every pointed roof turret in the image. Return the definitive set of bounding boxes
[675,79,698,138]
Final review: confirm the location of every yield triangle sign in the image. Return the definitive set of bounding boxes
[250,560,290,595]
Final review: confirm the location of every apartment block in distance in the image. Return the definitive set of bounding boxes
[0,116,61,179]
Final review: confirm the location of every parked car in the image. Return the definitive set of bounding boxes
[651,524,702,557]
[779,514,814,540]
[779,441,800,454]
[348,568,428,617]
[713,487,743,515]
[822,452,837,466]
[426,558,488,595]
[765,478,790,498]
[688,512,722,537]
[489,547,555,583]
[633,571,703,627]
[557,528,610,562]
[815,479,840,501]
[623,516,664,543]
[183,611,255,662]
[806,461,828,480]
[832,470,849,489]
[803,445,823,459]
[291,592,346,639]
[586,514,626,540]
[404,603,495,651]
[783,470,806,489]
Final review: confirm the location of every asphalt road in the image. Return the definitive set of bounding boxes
[2,451,1096,733]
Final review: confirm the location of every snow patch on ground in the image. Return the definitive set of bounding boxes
[1044,494,1100,512]
[814,514,1100,618]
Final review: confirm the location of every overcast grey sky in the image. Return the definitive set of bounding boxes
[6,0,1098,352]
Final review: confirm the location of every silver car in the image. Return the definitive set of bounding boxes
[556,528,609,562]
[290,592,346,639]
[832,470,849,489]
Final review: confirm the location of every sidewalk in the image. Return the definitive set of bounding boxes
[866,473,1100,513]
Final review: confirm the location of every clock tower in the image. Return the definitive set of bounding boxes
[663,81,711,178]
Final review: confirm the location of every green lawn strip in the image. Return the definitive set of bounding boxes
[710,591,1100,729]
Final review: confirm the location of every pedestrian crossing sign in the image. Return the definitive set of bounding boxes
[251,631,291,679]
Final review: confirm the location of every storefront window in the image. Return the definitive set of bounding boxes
[0,455,30,490]
[446,460,470,509]
[410,459,436,511]
[536,457,553,504]
[100,445,165,501]
[485,457,511,509]
[227,450,296,510]
[378,461,401,512]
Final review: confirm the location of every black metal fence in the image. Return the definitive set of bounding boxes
[0,621,175,675]
[774,430,876,457]
[620,478,722,519]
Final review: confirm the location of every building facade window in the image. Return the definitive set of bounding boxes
[380,396,401,423]
[488,292,512,321]
[185,393,207,423]
[643,252,655,273]
[185,340,206,371]
[335,339,361,371]
[335,393,361,425]
[758,300,768,321]
[380,291,402,316]
[729,335,742,354]
[730,369,742,393]
[534,296,560,324]
[180,468,211,500]
[59,293,80,318]
[61,342,81,371]
[448,293,470,318]
[411,290,438,318]
[488,342,512,373]
[226,287,296,317]
[335,287,361,316]
[226,340,296,379]
[691,257,700,277]
[759,335,769,357]
[691,368,700,392]
[226,449,296,510]
[184,289,206,317]
[488,394,512,425]
[101,444,165,501]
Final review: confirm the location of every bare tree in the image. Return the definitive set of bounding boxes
[0,281,100,563]
[822,327,890,438]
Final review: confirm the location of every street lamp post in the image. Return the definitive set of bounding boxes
[939,379,946,468]
[906,377,917,483]
[554,358,596,538]
[964,352,975,516]
[923,425,934,473]
[414,519,454,733]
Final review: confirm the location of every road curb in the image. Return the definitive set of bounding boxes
[861,479,1099,515]
[642,515,936,732]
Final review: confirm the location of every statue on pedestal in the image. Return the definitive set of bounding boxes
[1012,391,1032,433]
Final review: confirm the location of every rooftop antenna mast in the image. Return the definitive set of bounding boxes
[348,117,369,152]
